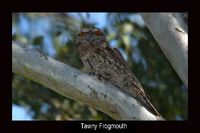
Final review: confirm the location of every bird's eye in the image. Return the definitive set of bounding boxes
[79,32,86,37]
[95,31,102,36]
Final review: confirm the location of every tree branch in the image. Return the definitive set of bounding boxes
[141,13,188,87]
[12,41,164,120]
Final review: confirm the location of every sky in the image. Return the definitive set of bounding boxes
[12,105,32,120]
[12,13,144,120]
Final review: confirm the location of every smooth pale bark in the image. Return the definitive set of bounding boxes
[141,13,188,87]
[12,41,164,120]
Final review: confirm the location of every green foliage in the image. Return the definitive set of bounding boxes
[12,13,187,120]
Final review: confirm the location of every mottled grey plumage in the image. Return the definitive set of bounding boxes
[76,27,160,116]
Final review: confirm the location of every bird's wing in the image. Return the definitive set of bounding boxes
[103,47,160,116]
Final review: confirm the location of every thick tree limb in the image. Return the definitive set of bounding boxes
[12,41,164,120]
[141,13,188,87]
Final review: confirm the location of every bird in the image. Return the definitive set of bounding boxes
[75,26,160,116]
